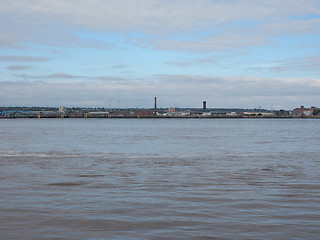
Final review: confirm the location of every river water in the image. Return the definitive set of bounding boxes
[0,118,319,239]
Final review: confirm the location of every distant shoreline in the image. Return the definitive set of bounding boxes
[1,115,319,119]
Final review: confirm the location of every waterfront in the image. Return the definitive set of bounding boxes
[1,118,320,239]
[2,105,319,118]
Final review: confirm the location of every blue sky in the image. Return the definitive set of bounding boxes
[1,0,320,109]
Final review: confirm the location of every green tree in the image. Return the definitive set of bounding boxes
[313,109,320,116]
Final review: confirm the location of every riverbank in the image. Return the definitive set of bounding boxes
[1,115,320,119]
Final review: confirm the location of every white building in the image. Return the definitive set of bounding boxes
[59,106,67,112]
[293,106,315,117]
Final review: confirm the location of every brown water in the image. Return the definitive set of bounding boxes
[1,118,320,239]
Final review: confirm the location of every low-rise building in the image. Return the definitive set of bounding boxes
[133,110,154,117]
[226,112,237,116]
[59,106,67,112]
[293,106,316,117]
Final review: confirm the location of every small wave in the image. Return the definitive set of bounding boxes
[261,168,274,171]
[0,150,82,158]
[77,174,105,178]
[47,181,87,186]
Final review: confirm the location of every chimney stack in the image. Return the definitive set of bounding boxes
[154,97,157,115]
[203,101,206,112]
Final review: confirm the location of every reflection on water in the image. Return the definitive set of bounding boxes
[1,119,320,239]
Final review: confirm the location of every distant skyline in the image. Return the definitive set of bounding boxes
[1,0,320,109]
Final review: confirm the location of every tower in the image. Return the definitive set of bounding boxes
[203,101,206,112]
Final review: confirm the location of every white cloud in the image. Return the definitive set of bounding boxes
[274,55,320,74]
[0,14,115,49]
[0,55,50,62]
[1,75,319,109]
[248,54,320,76]
[7,65,32,70]
[110,65,127,69]
[46,73,79,79]
[1,0,319,31]
[152,34,268,53]
[1,0,319,52]
[13,72,131,82]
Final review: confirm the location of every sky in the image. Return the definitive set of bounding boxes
[1,0,320,109]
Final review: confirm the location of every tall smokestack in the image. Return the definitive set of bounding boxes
[154,97,157,115]
[203,101,206,112]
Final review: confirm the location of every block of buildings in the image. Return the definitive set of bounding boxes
[293,106,317,117]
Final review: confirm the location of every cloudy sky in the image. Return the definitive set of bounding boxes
[1,0,320,109]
